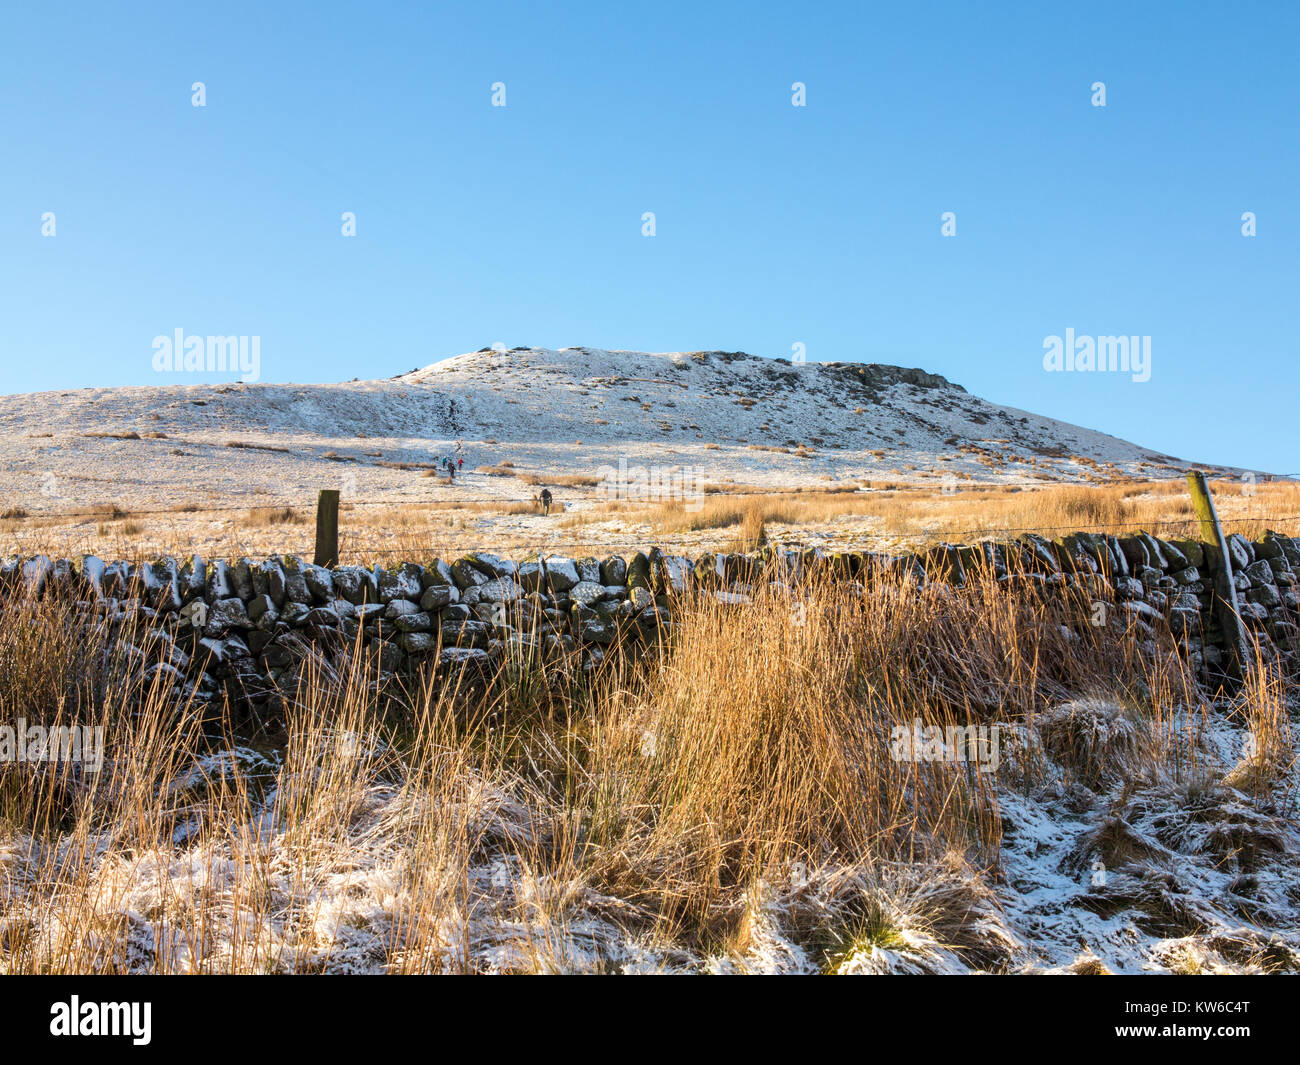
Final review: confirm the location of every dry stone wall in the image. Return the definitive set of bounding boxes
[4,529,1299,709]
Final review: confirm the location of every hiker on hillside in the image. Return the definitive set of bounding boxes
[457,457,463,471]
[540,488,552,516]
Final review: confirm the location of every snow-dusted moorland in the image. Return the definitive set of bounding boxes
[0,346,1226,517]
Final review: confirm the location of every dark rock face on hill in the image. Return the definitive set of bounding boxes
[822,362,963,392]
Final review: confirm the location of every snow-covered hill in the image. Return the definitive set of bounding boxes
[0,346,1216,513]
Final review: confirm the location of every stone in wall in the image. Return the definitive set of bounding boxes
[3,529,1299,710]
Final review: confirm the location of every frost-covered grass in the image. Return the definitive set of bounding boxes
[1,568,1297,974]
[6,478,1300,567]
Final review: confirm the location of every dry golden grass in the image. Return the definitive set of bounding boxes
[729,501,768,551]
[867,478,1300,543]
[516,472,602,488]
[1223,652,1297,795]
[0,563,1246,973]
[245,505,308,527]
[5,477,1299,564]
[563,478,1300,545]
[91,503,131,521]
[642,496,805,534]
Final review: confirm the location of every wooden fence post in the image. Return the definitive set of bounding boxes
[314,489,340,568]
[1185,471,1249,674]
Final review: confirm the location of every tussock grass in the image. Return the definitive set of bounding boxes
[246,506,307,526]
[0,558,1248,973]
[1038,697,1153,788]
[517,472,601,488]
[1223,652,1297,794]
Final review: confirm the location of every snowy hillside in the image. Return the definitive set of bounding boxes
[0,346,1215,513]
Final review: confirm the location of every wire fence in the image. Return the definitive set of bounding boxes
[72,514,1300,565]
[8,475,1300,563]
[10,496,550,521]
[11,474,1300,524]
[325,511,1300,564]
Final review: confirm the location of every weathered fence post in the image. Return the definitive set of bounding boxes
[1185,471,1249,674]
[314,489,340,568]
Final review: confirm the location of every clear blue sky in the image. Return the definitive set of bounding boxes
[2,1,1296,472]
